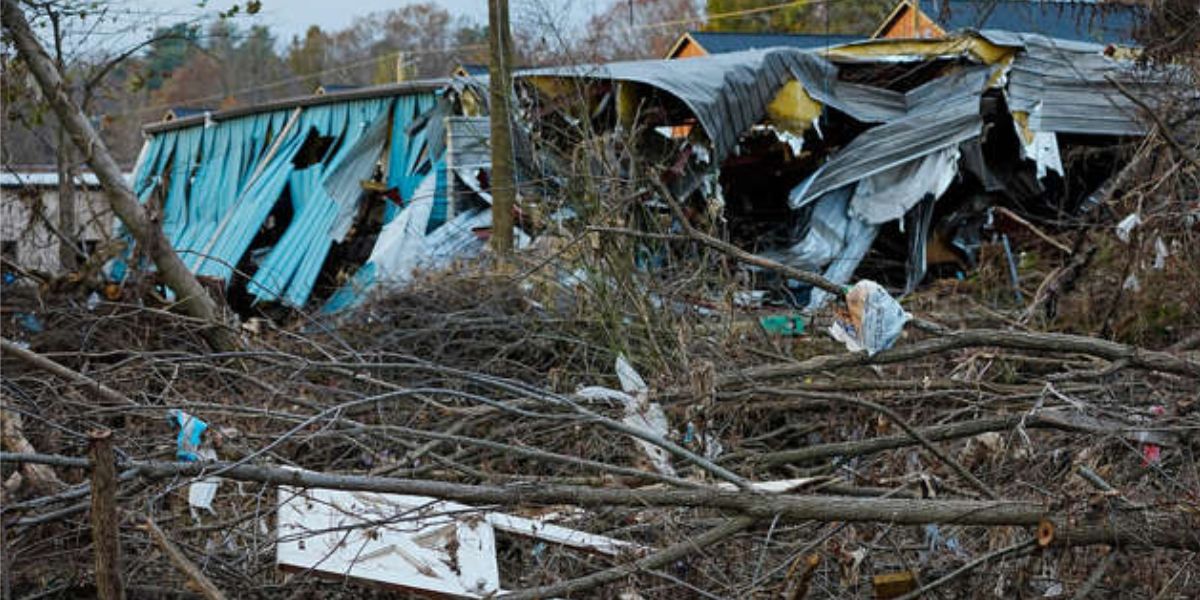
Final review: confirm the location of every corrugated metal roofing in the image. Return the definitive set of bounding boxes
[988,32,1157,136]
[790,66,992,208]
[144,79,449,133]
[522,48,833,162]
[686,31,863,54]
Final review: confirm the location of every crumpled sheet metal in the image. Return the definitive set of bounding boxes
[790,66,990,210]
[521,48,842,162]
[850,146,960,225]
[987,31,1160,137]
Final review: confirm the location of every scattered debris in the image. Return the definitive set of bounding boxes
[276,484,638,596]
[829,280,910,355]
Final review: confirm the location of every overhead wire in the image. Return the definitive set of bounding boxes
[99,0,851,120]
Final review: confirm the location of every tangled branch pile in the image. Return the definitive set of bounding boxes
[3,4,1200,600]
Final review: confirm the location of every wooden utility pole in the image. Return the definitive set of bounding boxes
[487,0,516,254]
[1,0,237,351]
[48,8,79,272]
[88,430,124,600]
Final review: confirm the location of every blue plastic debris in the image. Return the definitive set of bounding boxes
[16,313,44,333]
[168,409,209,462]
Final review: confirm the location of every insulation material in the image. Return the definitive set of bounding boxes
[766,80,823,134]
[825,35,1015,66]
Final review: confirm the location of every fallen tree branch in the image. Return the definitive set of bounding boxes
[0,404,65,494]
[894,539,1036,600]
[747,409,1176,467]
[1105,74,1200,172]
[816,393,999,500]
[719,329,1200,384]
[142,517,228,600]
[650,178,844,296]
[2,452,1197,550]
[501,516,758,599]
[1,338,137,406]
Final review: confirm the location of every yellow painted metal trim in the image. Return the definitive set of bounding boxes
[828,33,1015,65]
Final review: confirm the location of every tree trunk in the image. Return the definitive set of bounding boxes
[6,452,1197,551]
[49,10,79,272]
[87,430,124,600]
[487,0,515,254]
[2,0,236,351]
[56,130,79,272]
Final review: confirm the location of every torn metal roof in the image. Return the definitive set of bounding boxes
[790,66,993,208]
[143,79,449,134]
[521,49,836,161]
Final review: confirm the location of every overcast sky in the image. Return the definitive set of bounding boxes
[86,0,607,50]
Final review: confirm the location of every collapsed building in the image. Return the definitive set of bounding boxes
[112,29,1173,317]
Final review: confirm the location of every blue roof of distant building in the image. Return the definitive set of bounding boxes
[917,0,1142,45]
[683,31,864,55]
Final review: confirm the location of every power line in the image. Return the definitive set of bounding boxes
[103,0,844,121]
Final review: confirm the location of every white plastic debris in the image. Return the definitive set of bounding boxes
[188,448,220,517]
[576,357,676,477]
[849,147,960,225]
[1123,273,1140,292]
[829,280,910,355]
[1019,130,1063,179]
[1153,236,1169,270]
[1115,212,1140,243]
[276,484,637,597]
[615,356,675,477]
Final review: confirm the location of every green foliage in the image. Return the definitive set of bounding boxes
[143,23,200,91]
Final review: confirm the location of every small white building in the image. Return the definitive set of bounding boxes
[1,169,116,275]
